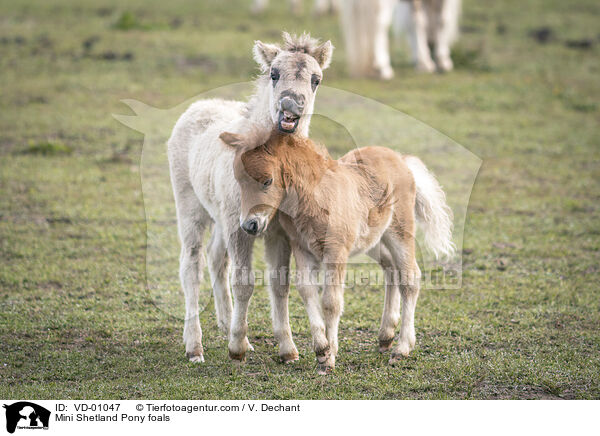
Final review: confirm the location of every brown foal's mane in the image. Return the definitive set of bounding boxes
[271,134,333,190]
[239,130,333,191]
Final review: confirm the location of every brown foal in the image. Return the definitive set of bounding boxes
[220,129,453,372]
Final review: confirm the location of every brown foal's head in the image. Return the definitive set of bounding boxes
[220,130,286,236]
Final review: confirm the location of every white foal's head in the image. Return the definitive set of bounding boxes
[253,32,333,135]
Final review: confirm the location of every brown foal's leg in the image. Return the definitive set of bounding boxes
[264,228,299,363]
[368,243,401,352]
[294,248,330,370]
[382,224,421,364]
[321,259,348,373]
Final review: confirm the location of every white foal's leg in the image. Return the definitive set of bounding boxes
[294,249,329,370]
[408,0,436,72]
[264,229,299,363]
[368,244,401,352]
[321,260,347,372]
[207,225,233,334]
[176,195,211,363]
[227,228,255,362]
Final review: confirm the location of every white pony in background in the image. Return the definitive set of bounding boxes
[341,0,461,78]
[252,0,340,15]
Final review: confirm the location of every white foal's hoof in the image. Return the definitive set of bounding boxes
[186,351,205,363]
[245,338,255,352]
[281,350,300,364]
[389,342,411,364]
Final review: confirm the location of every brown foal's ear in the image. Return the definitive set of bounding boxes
[219,132,245,148]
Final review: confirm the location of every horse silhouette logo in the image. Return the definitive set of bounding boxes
[3,402,50,433]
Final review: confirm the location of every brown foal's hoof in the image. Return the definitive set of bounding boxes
[315,345,334,374]
[315,345,330,363]
[378,338,394,353]
[317,363,334,375]
[228,349,246,362]
[388,355,402,365]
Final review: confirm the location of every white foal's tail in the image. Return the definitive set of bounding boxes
[404,155,455,259]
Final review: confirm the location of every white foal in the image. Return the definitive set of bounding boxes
[167,32,333,363]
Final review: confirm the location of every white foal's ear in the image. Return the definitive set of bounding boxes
[253,40,281,71]
[219,132,245,148]
[312,40,334,70]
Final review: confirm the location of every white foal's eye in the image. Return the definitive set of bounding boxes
[311,74,321,91]
[270,69,280,82]
[263,178,273,188]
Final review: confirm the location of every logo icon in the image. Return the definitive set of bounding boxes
[3,402,50,434]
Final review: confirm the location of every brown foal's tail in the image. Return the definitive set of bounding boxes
[403,155,455,259]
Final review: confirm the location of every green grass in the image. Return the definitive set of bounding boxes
[1,0,599,399]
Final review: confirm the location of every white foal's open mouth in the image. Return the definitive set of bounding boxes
[278,110,299,132]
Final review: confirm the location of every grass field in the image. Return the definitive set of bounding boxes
[1,0,599,399]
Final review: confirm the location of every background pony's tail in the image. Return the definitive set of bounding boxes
[403,155,455,259]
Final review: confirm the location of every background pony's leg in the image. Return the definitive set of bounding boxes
[341,0,394,79]
[434,0,460,71]
[314,0,338,15]
[251,0,269,14]
[227,228,255,361]
[340,0,373,78]
[294,248,329,370]
[314,0,328,15]
[175,193,211,363]
[373,0,396,79]
[409,0,436,72]
[290,0,302,15]
[207,225,233,335]
[368,244,401,352]
[264,229,299,363]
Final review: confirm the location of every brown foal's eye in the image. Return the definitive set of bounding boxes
[263,178,273,188]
